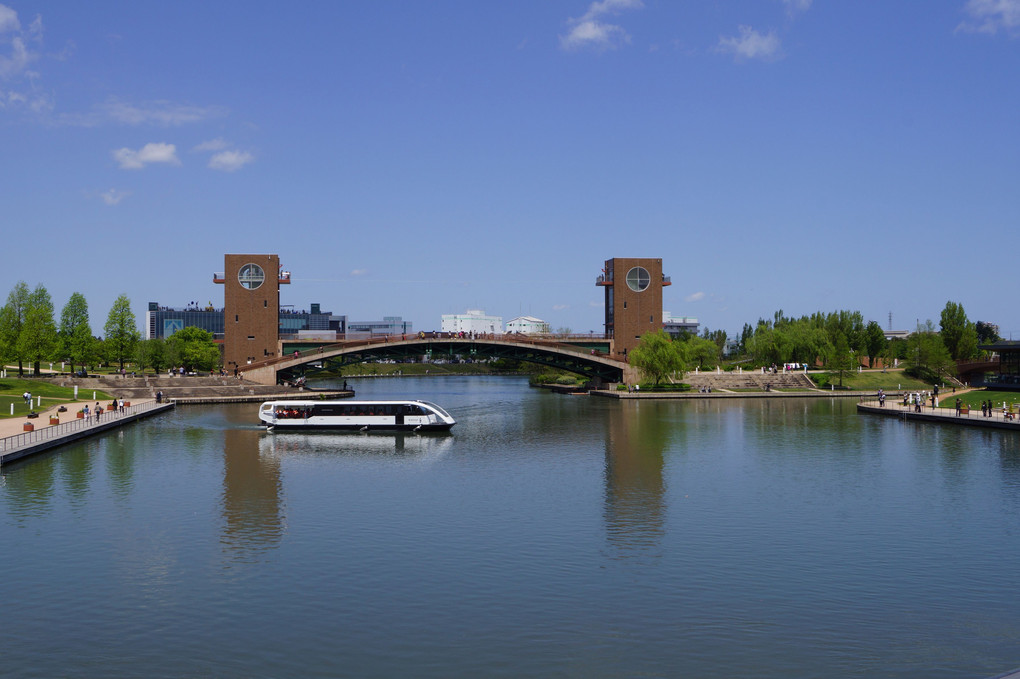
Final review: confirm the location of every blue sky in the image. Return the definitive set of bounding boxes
[2,0,1018,339]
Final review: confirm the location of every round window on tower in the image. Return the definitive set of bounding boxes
[626,266,650,292]
[238,263,265,290]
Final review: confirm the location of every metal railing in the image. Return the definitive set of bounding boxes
[242,333,621,373]
[0,400,168,455]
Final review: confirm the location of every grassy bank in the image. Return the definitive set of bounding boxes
[810,370,940,392]
[0,378,112,419]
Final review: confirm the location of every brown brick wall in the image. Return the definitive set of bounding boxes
[604,257,664,358]
[223,254,281,369]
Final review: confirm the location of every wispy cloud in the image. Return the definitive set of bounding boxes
[208,149,254,172]
[0,4,19,34]
[193,137,229,152]
[351,269,369,277]
[782,0,813,16]
[0,4,48,112]
[718,25,782,61]
[561,0,644,52]
[553,304,569,311]
[685,291,706,303]
[112,142,180,170]
[958,0,1020,35]
[100,188,129,205]
[100,97,227,126]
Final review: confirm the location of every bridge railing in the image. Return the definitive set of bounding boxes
[239,333,622,373]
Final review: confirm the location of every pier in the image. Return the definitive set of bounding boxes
[857,397,1020,431]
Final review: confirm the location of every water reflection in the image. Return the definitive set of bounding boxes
[602,400,671,555]
[221,427,285,562]
[58,447,93,508]
[258,430,454,461]
[3,455,57,519]
[104,431,136,499]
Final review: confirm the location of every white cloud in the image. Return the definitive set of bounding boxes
[351,269,369,277]
[112,142,180,170]
[553,304,569,311]
[958,0,1020,35]
[100,188,129,205]
[0,4,20,34]
[718,25,782,61]
[561,0,644,51]
[193,137,229,152]
[685,291,706,303]
[782,0,813,15]
[100,98,227,126]
[208,149,254,172]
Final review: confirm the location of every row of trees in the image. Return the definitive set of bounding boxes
[0,283,220,376]
[631,301,1000,386]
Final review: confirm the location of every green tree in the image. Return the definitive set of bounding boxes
[685,335,720,369]
[167,326,220,372]
[785,323,831,366]
[701,327,728,357]
[939,301,979,360]
[59,292,92,374]
[19,284,58,375]
[104,294,140,370]
[908,320,955,382]
[630,330,688,386]
[825,310,865,354]
[747,323,781,366]
[864,320,887,368]
[0,281,31,376]
[135,338,168,374]
[825,332,855,388]
[976,321,1000,345]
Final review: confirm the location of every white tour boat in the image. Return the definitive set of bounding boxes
[258,399,456,432]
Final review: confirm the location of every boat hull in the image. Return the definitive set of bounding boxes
[258,399,456,432]
[263,422,453,432]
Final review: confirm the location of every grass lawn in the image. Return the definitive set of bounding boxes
[810,370,938,392]
[0,378,112,419]
[935,389,1020,411]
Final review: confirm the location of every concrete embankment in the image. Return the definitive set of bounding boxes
[857,399,1020,431]
[592,389,885,400]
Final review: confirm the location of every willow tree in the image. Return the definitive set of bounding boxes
[630,330,688,386]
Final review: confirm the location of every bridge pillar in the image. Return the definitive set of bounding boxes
[243,365,278,386]
[622,364,641,385]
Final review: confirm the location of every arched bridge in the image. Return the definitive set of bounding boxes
[238,335,634,386]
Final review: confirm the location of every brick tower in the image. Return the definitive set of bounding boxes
[215,254,290,370]
[597,257,670,358]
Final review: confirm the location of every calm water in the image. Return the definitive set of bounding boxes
[3,376,1020,678]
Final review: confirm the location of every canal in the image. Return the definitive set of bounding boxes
[2,376,1019,678]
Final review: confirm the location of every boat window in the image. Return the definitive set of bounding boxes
[274,406,311,419]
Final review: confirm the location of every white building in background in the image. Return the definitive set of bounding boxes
[441,309,503,335]
[662,312,699,338]
[506,316,550,335]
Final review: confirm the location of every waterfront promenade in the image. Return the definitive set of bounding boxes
[857,395,1020,431]
[0,398,173,465]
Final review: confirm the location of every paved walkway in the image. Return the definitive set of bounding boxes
[0,397,154,438]
[0,397,173,465]
[858,396,1020,431]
